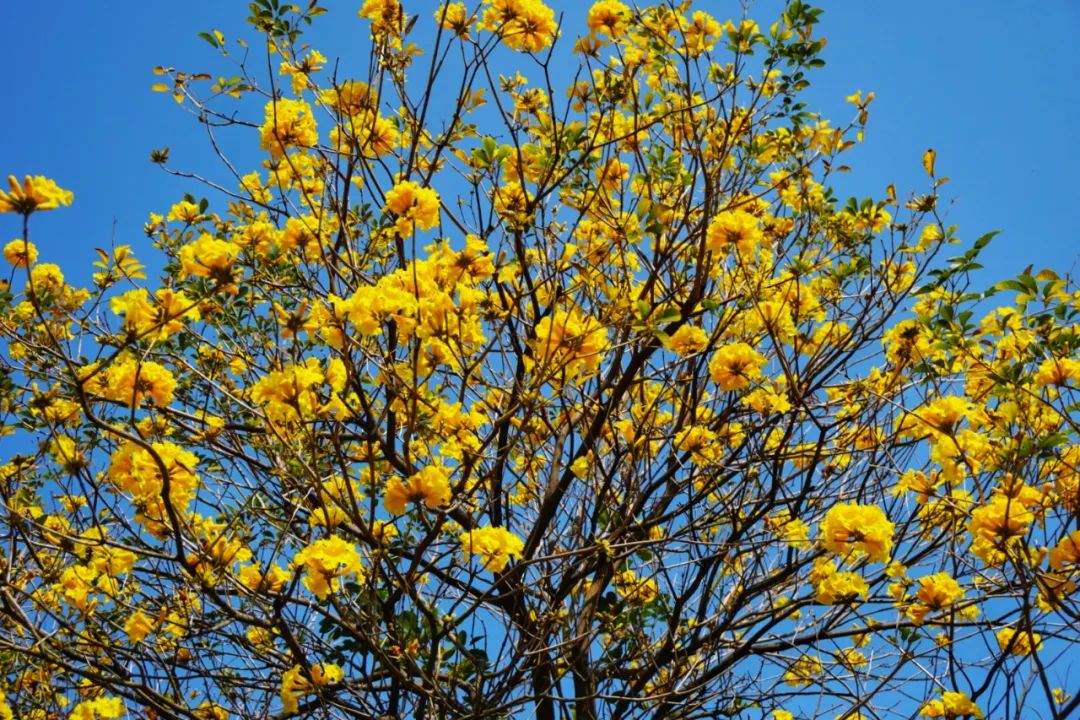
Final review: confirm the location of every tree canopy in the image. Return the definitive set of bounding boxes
[1,2,1079,720]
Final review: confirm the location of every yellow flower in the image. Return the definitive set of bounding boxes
[675,426,722,467]
[784,654,823,687]
[193,703,229,720]
[28,262,65,294]
[0,175,73,214]
[292,536,364,599]
[3,238,38,267]
[461,525,525,572]
[819,503,894,563]
[101,357,177,408]
[667,325,709,356]
[811,559,868,604]
[280,663,344,715]
[996,627,1043,656]
[124,609,157,643]
[684,11,722,56]
[359,0,404,39]
[1034,356,1080,387]
[968,495,1034,563]
[259,98,318,158]
[435,3,474,37]
[708,342,766,391]
[1049,529,1080,570]
[906,572,965,624]
[69,697,124,720]
[383,180,441,236]
[919,690,982,719]
[237,563,291,593]
[178,233,241,287]
[706,208,762,257]
[587,0,630,37]
[915,572,964,609]
[383,465,452,514]
[491,181,534,228]
[478,0,558,53]
[531,308,609,379]
[166,200,202,223]
[613,569,659,606]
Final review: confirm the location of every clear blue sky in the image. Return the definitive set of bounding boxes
[3,1,1078,288]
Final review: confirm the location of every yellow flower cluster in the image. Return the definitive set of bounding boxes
[237,562,291,594]
[586,0,631,38]
[178,233,242,289]
[1049,529,1080,570]
[107,440,200,536]
[0,175,73,214]
[109,287,201,340]
[51,540,136,615]
[675,425,723,467]
[383,180,441,236]
[783,654,823,687]
[531,308,609,381]
[292,536,364,599]
[1034,356,1080,386]
[249,357,339,428]
[968,492,1036,564]
[3,238,37,267]
[478,0,558,53]
[69,697,124,720]
[358,0,404,43]
[811,558,868,605]
[81,356,177,408]
[706,208,763,258]
[667,325,709,356]
[613,569,659,606]
[996,627,1043,657]
[125,609,157,643]
[260,98,319,158]
[384,464,452,515]
[318,238,492,370]
[280,662,344,715]
[325,82,398,159]
[708,342,766,391]
[819,502,894,563]
[919,691,982,719]
[906,572,964,624]
[435,3,474,38]
[460,525,525,572]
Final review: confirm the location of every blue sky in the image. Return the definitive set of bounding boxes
[3,1,1078,288]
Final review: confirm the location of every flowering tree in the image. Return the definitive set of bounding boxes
[1,2,1079,720]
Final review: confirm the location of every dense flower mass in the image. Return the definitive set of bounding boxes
[478,0,558,52]
[1,2,1077,720]
[383,180,441,236]
[708,342,766,391]
[460,525,524,572]
[530,308,609,379]
[292,536,364,599]
[706,208,763,257]
[260,98,319,158]
[3,238,37,267]
[819,503,895,563]
[280,663,343,714]
[383,465,452,514]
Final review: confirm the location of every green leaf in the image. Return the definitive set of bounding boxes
[197,31,221,48]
